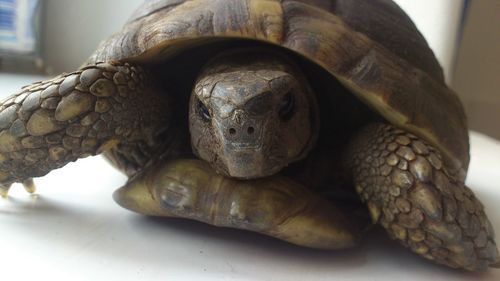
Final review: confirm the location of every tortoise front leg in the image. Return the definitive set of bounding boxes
[114,158,358,250]
[0,62,170,195]
[346,123,499,271]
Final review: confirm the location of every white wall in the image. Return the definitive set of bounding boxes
[393,0,464,84]
[42,0,141,74]
[452,0,500,139]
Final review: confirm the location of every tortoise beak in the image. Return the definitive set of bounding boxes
[213,116,279,179]
[222,148,269,179]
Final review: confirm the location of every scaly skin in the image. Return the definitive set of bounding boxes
[347,123,499,271]
[0,62,170,193]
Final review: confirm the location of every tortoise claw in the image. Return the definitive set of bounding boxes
[0,179,36,197]
[22,178,36,194]
[0,184,11,198]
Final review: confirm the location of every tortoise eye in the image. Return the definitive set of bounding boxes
[279,92,295,121]
[197,99,211,121]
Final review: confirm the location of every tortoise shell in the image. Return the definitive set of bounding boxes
[87,0,468,173]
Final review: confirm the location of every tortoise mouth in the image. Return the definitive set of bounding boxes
[228,143,261,150]
[220,149,283,179]
[215,122,288,179]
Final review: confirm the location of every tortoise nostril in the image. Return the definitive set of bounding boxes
[229,128,237,135]
[247,127,255,135]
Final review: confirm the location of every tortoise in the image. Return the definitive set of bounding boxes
[0,0,498,271]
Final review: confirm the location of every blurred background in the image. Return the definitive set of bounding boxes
[1,0,499,139]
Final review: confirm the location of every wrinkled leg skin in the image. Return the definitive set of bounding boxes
[346,123,499,271]
[0,62,170,195]
[114,159,359,250]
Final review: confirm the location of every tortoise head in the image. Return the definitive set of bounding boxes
[189,49,319,179]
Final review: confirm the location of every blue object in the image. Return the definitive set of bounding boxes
[0,0,39,55]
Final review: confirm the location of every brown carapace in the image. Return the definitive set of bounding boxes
[0,0,498,272]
